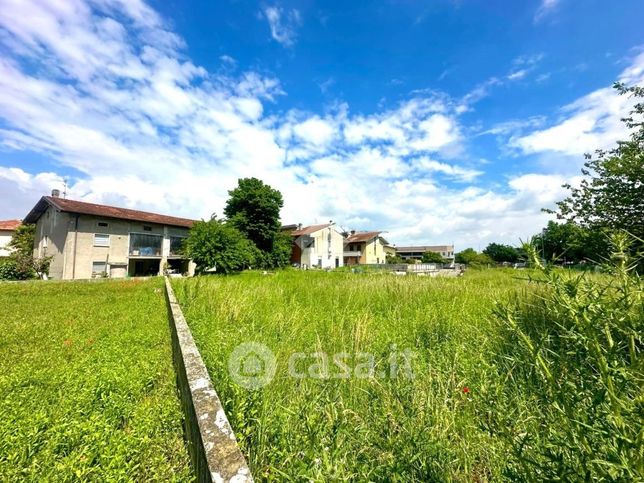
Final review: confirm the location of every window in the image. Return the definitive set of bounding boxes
[129,233,162,256]
[143,225,152,232]
[94,233,110,247]
[169,236,186,256]
[97,221,109,228]
[92,261,107,275]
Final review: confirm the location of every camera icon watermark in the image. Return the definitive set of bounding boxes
[228,342,415,390]
[228,342,277,390]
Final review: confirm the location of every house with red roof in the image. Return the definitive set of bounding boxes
[23,190,196,279]
[283,222,346,269]
[343,230,393,265]
[0,219,21,257]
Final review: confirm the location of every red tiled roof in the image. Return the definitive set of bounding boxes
[345,231,382,243]
[24,197,195,228]
[0,219,21,231]
[290,223,331,236]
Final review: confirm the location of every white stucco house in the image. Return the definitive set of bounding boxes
[286,223,345,269]
[0,219,20,257]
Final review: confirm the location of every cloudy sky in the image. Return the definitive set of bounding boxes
[0,0,642,249]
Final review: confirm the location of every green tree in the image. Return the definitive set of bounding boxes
[455,248,478,264]
[224,178,284,253]
[471,252,494,268]
[550,83,644,251]
[183,220,257,274]
[483,243,519,263]
[386,254,404,264]
[421,251,446,263]
[532,221,606,264]
[8,224,35,257]
[3,224,51,279]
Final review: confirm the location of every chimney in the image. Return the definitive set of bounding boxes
[297,223,302,230]
[350,230,356,235]
[51,189,60,198]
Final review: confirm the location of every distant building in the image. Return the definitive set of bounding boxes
[23,191,195,279]
[0,219,21,257]
[344,231,390,265]
[396,245,455,262]
[286,223,345,269]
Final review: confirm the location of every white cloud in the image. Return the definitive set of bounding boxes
[263,6,301,47]
[0,0,589,249]
[511,51,644,156]
[293,117,336,147]
[534,0,560,23]
[412,158,483,182]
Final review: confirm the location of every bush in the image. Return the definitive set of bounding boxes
[0,257,33,280]
[493,233,643,480]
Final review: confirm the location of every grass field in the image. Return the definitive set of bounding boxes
[0,279,192,481]
[173,269,533,481]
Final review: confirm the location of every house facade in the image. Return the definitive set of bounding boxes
[344,231,390,265]
[396,245,455,262]
[24,193,195,280]
[0,219,21,257]
[287,223,345,269]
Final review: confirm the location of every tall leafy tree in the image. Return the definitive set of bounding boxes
[549,84,644,244]
[224,178,284,253]
[483,243,519,263]
[532,221,606,263]
[183,220,257,274]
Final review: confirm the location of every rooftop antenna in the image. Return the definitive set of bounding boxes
[63,178,68,199]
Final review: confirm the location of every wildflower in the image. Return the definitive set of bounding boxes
[462,386,470,394]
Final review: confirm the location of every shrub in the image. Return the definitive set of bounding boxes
[0,257,34,280]
[494,232,643,480]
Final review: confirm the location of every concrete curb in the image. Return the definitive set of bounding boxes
[164,277,253,483]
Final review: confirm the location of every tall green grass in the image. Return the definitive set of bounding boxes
[0,279,192,481]
[174,270,525,480]
[491,236,643,480]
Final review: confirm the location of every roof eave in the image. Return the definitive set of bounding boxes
[23,196,54,224]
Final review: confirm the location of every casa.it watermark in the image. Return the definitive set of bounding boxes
[228,342,415,390]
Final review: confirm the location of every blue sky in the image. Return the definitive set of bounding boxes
[0,0,643,248]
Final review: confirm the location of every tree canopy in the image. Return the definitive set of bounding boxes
[185,178,291,273]
[532,221,606,264]
[183,220,257,274]
[483,243,519,263]
[550,84,644,244]
[455,248,493,267]
[224,177,284,253]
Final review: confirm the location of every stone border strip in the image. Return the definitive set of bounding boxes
[164,277,253,483]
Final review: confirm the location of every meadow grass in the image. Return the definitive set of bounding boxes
[0,278,192,481]
[173,269,532,481]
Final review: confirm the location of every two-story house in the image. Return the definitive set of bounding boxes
[396,245,455,262]
[286,223,345,269]
[343,231,391,265]
[23,192,195,279]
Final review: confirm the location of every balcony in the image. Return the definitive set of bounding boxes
[343,250,362,257]
[129,233,162,257]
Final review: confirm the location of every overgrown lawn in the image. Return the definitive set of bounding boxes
[173,269,529,481]
[0,279,192,481]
